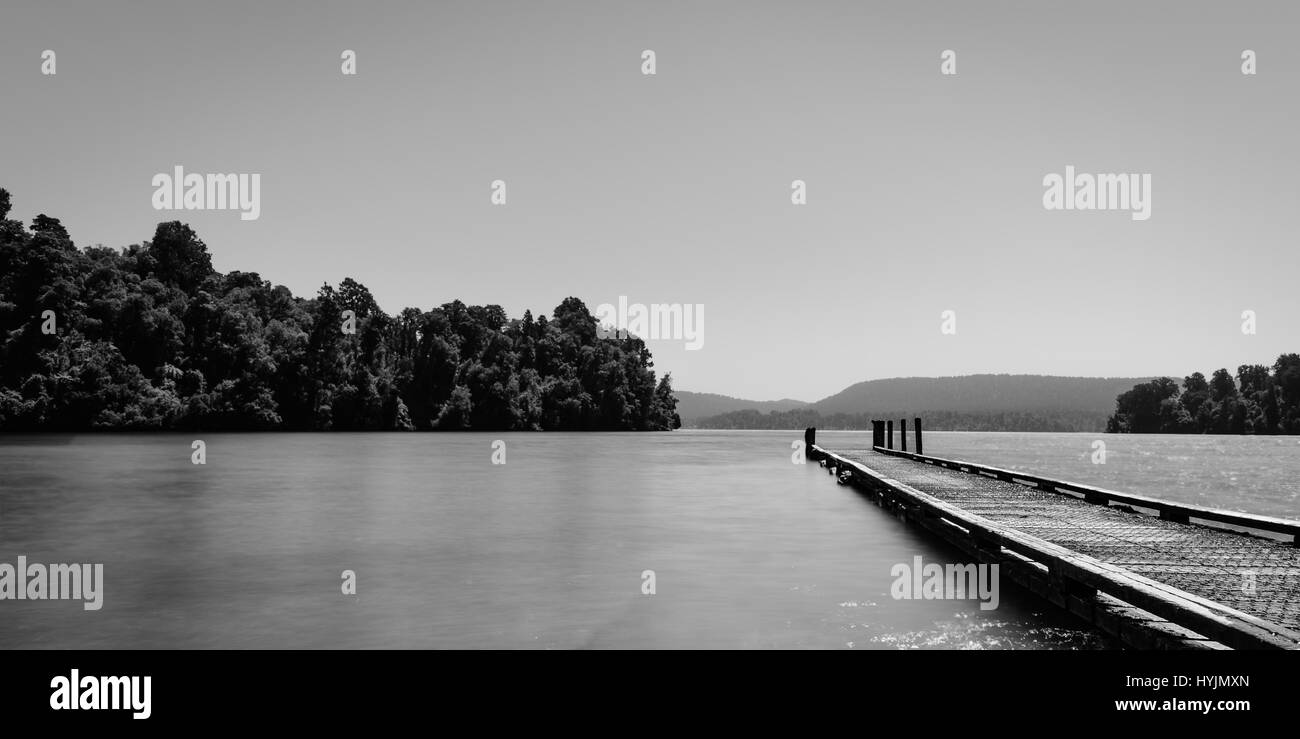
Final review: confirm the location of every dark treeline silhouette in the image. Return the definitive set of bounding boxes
[693,408,1109,432]
[1106,360,1300,434]
[0,189,680,431]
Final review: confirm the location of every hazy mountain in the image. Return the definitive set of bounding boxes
[683,375,1154,430]
[674,391,809,423]
[810,375,1152,415]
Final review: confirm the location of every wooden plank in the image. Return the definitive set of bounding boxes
[813,445,1300,650]
[871,446,1300,541]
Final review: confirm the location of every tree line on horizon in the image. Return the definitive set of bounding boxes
[0,188,680,431]
[1106,359,1300,434]
[691,361,1300,434]
[691,408,1110,433]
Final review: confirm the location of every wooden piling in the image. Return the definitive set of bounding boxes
[900,419,908,452]
[886,420,893,450]
[914,417,922,455]
[804,427,816,450]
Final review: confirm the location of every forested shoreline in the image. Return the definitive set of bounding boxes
[1107,361,1300,434]
[0,189,680,431]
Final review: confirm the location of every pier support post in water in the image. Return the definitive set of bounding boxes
[886,420,893,449]
[805,427,816,450]
[914,417,923,456]
[872,420,880,448]
[900,419,908,452]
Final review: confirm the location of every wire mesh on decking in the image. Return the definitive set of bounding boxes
[835,450,1300,631]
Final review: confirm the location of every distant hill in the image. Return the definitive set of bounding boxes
[811,375,1151,415]
[674,391,809,424]
[684,375,1154,431]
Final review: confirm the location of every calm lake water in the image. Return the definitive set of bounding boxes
[1,430,1294,649]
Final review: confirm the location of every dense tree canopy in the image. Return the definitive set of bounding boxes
[0,188,680,431]
[1107,358,1300,434]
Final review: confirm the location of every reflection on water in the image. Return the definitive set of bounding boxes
[0,430,1141,649]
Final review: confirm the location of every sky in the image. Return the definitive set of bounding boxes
[2,1,1297,401]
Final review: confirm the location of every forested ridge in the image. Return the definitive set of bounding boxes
[1107,362,1300,434]
[808,374,1149,416]
[0,189,680,431]
[683,374,1150,431]
[692,408,1110,432]
[697,364,1300,435]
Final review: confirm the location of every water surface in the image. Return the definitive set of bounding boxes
[10,430,1276,649]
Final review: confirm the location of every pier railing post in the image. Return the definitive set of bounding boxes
[886,420,893,450]
[900,419,907,452]
[915,417,923,455]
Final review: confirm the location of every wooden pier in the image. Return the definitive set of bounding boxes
[806,423,1300,650]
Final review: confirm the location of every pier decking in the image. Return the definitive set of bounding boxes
[809,427,1300,650]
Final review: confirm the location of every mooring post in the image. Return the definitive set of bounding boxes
[900,418,907,451]
[886,420,893,449]
[872,420,880,448]
[805,426,816,451]
[914,417,923,456]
